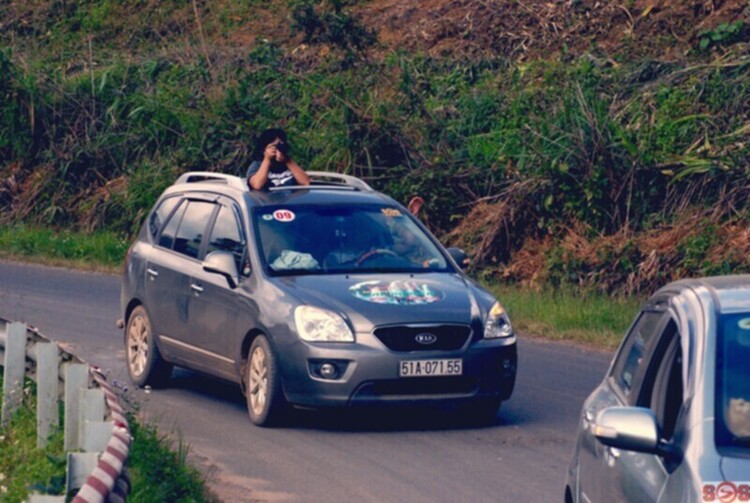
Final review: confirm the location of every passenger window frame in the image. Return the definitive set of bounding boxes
[609,299,670,404]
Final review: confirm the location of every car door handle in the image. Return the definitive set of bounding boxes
[147,268,159,278]
[190,283,204,293]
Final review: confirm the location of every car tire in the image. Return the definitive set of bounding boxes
[125,305,172,388]
[246,335,287,427]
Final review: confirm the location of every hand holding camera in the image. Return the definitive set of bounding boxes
[265,141,290,163]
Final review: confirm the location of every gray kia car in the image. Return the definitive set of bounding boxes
[119,171,517,426]
[565,275,750,502]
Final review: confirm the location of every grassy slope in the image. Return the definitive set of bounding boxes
[1,2,748,297]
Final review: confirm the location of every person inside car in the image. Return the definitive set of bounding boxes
[247,128,310,190]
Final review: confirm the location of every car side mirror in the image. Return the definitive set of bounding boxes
[593,406,681,461]
[446,247,470,270]
[203,251,239,289]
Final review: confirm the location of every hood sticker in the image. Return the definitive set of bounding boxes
[349,280,444,305]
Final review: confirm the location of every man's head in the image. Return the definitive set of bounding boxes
[254,128,289,161]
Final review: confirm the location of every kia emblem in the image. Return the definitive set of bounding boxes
[415,332,437,345]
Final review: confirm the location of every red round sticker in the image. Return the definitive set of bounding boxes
[273,209,295,222]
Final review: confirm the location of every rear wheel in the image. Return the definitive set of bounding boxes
[125,306,172,387]
[246,335,286,426]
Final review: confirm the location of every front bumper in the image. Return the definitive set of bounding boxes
[278,334,517,408]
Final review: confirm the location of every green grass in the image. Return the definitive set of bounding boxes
[0,378,66,502]
[0,225,129,272]
[488,284,643,349]
[0,374,212,502]
[127,418,211,502]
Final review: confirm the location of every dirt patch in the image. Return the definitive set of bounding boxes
[356,0,750,61]
[450,200,750,295]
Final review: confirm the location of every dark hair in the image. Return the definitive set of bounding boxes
[252,128,288,161]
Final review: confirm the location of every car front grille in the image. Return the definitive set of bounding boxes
[373,324,472,352]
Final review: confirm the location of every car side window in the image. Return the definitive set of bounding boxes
[158,199,186,250]
[172,201,216,259]
[638,320,683,442]
[149,196,180,241]
[206,205,245,271]
[611,309,666,397]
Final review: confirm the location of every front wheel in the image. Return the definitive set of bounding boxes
[246,335,287,426]
[125,306,172,388]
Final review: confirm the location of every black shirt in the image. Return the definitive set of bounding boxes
[246,160,295,190]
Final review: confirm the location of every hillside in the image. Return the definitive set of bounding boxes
[1,0,749,294]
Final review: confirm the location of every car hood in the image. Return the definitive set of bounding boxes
[273,273,480,331]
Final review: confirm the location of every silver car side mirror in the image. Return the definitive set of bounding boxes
[593,406,682,461]
[594,406,661,453]
[203,251,239,289]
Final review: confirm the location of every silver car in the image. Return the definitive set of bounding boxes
[565,275,750,503]
[119,171,517,427]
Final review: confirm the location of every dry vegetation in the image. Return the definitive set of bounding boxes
[1,0,750,294]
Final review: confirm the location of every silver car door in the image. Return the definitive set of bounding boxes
[577,307,668,502]
[608,318,684,503]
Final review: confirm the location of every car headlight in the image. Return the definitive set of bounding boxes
[294,306,354,342]
[484,302,513,339]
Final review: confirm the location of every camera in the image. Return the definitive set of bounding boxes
[275,142,289,156]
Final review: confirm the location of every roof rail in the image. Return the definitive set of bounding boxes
[175,172,247,190]
[306,171,373,191]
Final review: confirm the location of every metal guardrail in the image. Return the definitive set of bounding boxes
[0,318,131,502]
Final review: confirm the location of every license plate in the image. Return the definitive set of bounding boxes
[399,359,463,377]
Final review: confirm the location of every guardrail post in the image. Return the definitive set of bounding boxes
[1,322,27,426]
[36,342,60,448]
[78,388,113,452]
[64,363,89,451]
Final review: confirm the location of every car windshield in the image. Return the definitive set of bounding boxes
[253,204,450,276]
[716,312,750,452]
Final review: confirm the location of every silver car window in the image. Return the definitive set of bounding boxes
[611,309,666,396]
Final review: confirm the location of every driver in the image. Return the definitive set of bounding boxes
[389,220,433,268]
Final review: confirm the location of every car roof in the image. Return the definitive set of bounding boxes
[662,274,750,314]
[162,170,399,208]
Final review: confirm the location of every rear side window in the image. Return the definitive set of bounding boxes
[149,196,180,241]
[612,310,665,395]
[173,201,216,259]
[158,200,186,249]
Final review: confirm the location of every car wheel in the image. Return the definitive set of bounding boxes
[246,335,286,426]
[125,305,172,388]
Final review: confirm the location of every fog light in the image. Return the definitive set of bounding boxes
[320,363,338,379]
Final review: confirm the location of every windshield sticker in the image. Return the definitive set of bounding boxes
[381,208,402,217]
[349,280,444,305]
[739,318,750,330]
[273,209,295,222]
[262,214,274,221]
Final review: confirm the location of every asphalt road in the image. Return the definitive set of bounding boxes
[0,260,613,502]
